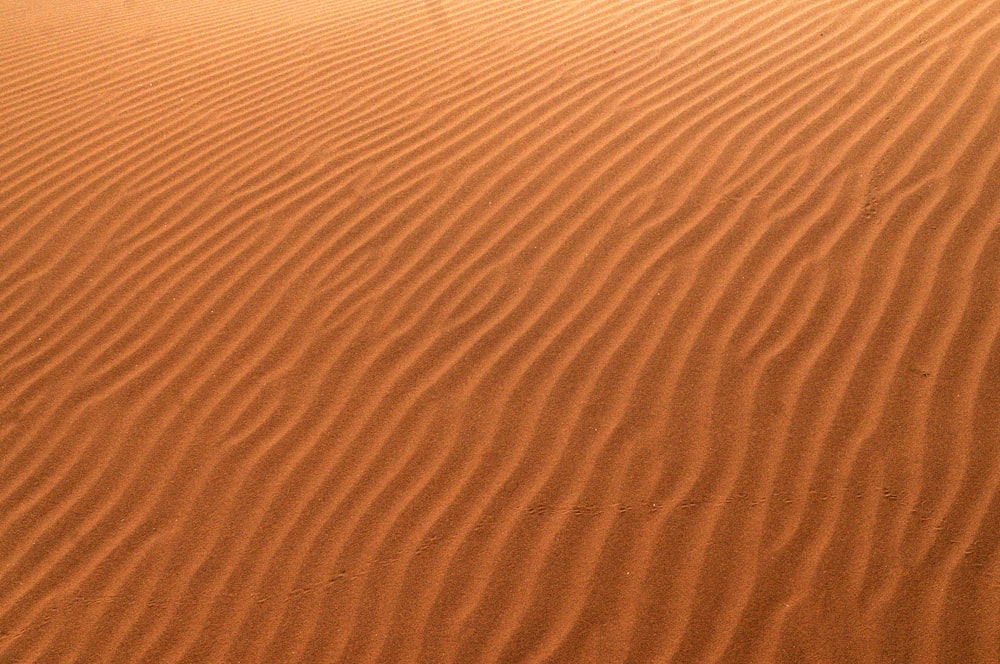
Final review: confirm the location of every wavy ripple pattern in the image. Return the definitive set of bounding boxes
[2,0,1000,661]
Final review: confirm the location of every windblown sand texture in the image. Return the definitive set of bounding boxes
[3,0,1000,661]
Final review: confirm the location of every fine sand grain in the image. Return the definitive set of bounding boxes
[2,0,1000,661]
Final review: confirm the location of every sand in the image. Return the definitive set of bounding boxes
[2,0,1000,661]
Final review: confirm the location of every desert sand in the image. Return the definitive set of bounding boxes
[2,0,1000,661]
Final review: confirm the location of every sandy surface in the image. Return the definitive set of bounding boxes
[2,0,1000,661]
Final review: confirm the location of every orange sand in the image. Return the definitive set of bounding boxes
[2,0,1000,661]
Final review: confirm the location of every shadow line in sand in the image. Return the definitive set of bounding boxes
[424,0,450,30]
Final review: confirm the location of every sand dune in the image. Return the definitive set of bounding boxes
[2,0,1000,661]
